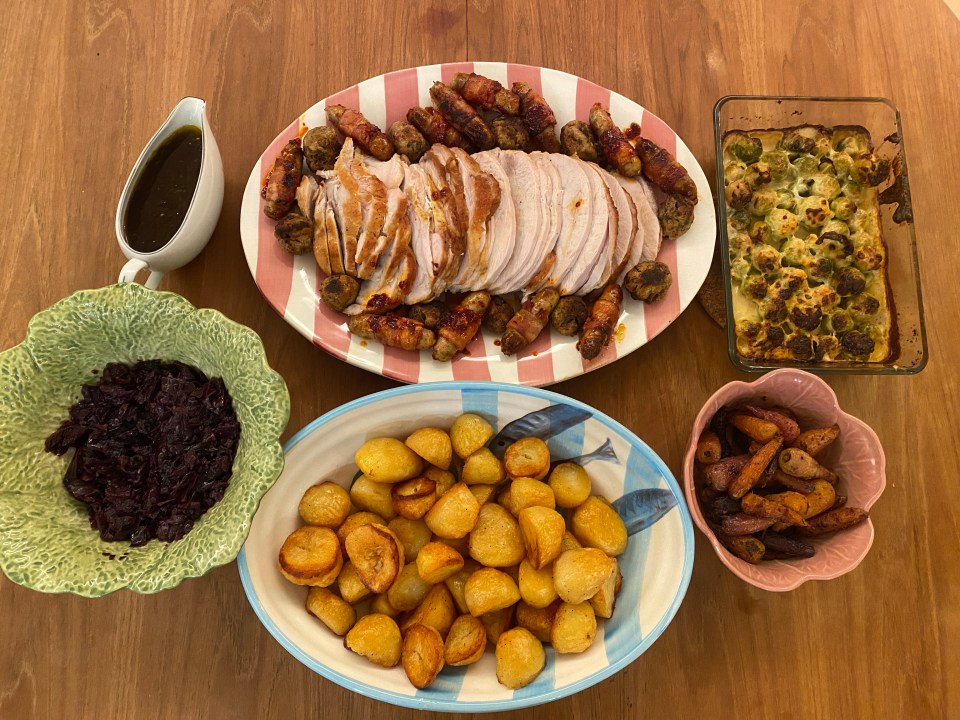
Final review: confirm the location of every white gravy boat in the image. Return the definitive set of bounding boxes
[116,97,224,289]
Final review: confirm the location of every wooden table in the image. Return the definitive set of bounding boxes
[2,1,958,717]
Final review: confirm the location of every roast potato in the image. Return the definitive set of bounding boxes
[387,562,434,611]
[570,496,628,556]
[416,541,465,583]
[496,628,545,689]
[349,476,397,520]
[503,437,551,480]
[588,558,620,619]
[278,526,343,587]
[481,606,515,646]
[405,427,453,470]
[470,484,499,505]
[553,548,616,604]
[402,624,446,688]
[306,586,356,636]
[425,466,457,497]
[355,437,424,483]
[344,613,402,667]
[450,413,495,459]
[515,600,560,643]
[299,481,352,528]
[444,614,486,666]
[548,463,591,508]
[337,511,386,545]
[550,601,597,654]
[464,567,521,616]
[505,477,556,514]
[399,583,457,638]
[387,517,432,563]
[344,523,402,593]
[518,558,558,609]
[443,560,481,614]
[462,447,507,485]
[468,503,525,567]
[518,506,565,569]
[336,561,372,604]
[391,476,437,519]
[425,482,481,539]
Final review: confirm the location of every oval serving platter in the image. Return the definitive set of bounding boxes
[238,382,694,712]
[240,62,716,386]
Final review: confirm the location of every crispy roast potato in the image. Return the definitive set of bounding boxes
[388,517,432,563]
[468,503,525,567]
[344,613,402,667]
[548,463,591,508]
[570,496,628,556]
[444,614,486,666]
[518,506,565,569]
[481,606,515,646]
[336,562,373,604]
[464,568,521,616]
[371,592,402,618]
[450,413,495,459]
[299,481,352,528]
[553,548,616,604]
[462,447,507,485]
[399,583,457,638]
[518,559,558,609]
[391,476,437,519]
[356,437,425,483]
[443,560,481,614]
[337,511,386,545]
[496,627,546,689]
[425,482,482,539]
[425,466,457,497]
[503,438,551,480]
[515,600,561,643]
[279,526,343,587]
[560,531,583,553]
[550,601,597,654]
[588,558,620,619]
[402,624,446,688]
[344,523,402,593]
[470,484,499,505]
[387,562,435,611]
[306,586,356,636]
[416,541,465,583]
[350,476,397,520]
[405,427,453,470]
[505,477,556,514]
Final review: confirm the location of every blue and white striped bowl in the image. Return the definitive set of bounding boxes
[238,382,694,712]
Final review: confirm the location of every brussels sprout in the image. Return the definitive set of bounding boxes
[829,310,854,334]
[784,332,815,360]
[840,330,876,358]
[832,152,854,179]
[792,155,820,177]
[798,196,833,228]
[831,128,870,155]
[818,159,837,175]
[813,335,840,361]
[725,180,753,209]
[830,197,857,221]
[804,255,834,283]
[749,188,779,216]
[776,192,797,212]
[772,268,807,299]
[758,296,788,323]
[809,283,840,310]
[724,160,747,183]
[760,150,789,179]
[741,274,769,301]
[809,174,841,199]
[748,221,774,246]
[854,244,885,271]
[736,319,762,340]
[834,266,867,296]
[729,210,752,231]
[781,130,815,155]
[744,162,772,188]
[820,220,851,238]
[766,208,800,238]
[814,231,853,259]
[780,237,808,266]
[790,303,824,332]
[728,232,754,255]
[848,293,882,323]
[726,132,763,163]
[730,256,751,283]
[850,156,890,186]
[751,246,781,275]
[812,136,832,158]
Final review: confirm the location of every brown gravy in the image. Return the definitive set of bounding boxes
[123,126,202,253]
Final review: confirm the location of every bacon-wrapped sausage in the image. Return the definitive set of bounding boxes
[625,125,698,203]
[513,82,557,135]
[451,72,520,116]
[429,82,496,151]
[433,291,491,362]
[261,138,302,219]
[347,314,436,351]
[578,284,623,360]
[406,107,470,149]
[589,104,642,178]
[500,287,561,356]
[326,104,395,161]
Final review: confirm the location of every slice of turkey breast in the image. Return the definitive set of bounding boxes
[597,166,636,287]
[447,148,502,292]
[556,160,610,295]
[469,149,516,290]
[487,150,544,294]
[615,176,650,281]
[520,152,564,293]
[403,163,443,304]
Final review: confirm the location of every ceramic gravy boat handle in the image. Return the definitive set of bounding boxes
[119,259,164,289]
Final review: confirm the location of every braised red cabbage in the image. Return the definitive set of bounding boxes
[45,360,241,547]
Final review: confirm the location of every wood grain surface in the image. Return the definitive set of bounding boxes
[1,0,958,718]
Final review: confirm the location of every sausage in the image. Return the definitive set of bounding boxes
[451,72,520,116]
[429,82,496,151]
[628,128,698,203]
[387,120,428,163]
[302,126,342,172]
[482,294,521,334]
[491,116,531,151]
[319,274,360,313]
[275,212,313,255]
[550,295,588,336]
[560,120,601,163]
[406,107,470,149]
[347,314,436,351]
[658,193,695,239]
[500,287,561,355]
[325,104,395,161]
[624,261,673,303]
[588,104,642,177]
[513,82,557,135]
[261,138,302,219]
[578,284,623,360]
[433,291,491,362]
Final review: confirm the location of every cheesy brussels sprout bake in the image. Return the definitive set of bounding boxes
[722,125,894,363]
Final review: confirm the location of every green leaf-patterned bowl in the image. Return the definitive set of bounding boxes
[0,283,289,597]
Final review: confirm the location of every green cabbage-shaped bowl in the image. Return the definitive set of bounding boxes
[0,283,289,597]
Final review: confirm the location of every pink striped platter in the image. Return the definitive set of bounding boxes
[240,62,716,386]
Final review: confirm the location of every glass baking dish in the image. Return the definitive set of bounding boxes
[713,95,927,374]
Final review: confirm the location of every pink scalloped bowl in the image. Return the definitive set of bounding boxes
[682,369,886,591]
